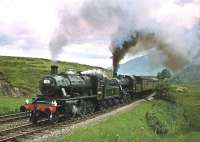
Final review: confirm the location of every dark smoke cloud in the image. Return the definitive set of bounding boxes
[107,0,200,73]
[111,31,189,74]
[111,33,138,75]
[135,32,189,70]
[49,0,200,73]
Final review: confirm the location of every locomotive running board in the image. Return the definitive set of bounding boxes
[57,95,98,101]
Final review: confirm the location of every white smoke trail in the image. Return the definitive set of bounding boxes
[49,0,200,71]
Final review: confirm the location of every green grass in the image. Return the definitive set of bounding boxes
[56,101,156,142]
[175,84,200,131]
[55,84,200,142]
[0,94,29,115]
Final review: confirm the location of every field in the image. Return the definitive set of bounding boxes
[55,84,200,142]
[0,94,28,114]
[0,56,109,114]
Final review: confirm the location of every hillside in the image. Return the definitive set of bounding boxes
[118,55,163,75]
[173,63,200,83]
[0,56,107,96]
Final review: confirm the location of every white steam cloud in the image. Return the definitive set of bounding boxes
[49,0,200,71]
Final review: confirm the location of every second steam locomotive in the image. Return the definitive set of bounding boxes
[21,65,158,123]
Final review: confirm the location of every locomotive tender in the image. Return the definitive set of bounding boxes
[21,65,158,123]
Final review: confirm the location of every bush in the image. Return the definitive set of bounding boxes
[155,81,176,103]
[146,112,168,135]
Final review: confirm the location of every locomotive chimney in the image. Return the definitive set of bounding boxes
[112,56,118,77]
[113,68,117,77]
[51,65,58,75]
[113,71,117,77]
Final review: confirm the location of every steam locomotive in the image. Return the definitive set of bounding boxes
[21,65,158,123]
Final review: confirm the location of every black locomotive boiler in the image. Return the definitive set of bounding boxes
[21,65,158,123]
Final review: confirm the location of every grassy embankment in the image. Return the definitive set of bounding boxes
[0,56,108,114]
[55,84,200,142]
[0,95,26,114]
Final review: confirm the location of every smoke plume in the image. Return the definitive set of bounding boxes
[111,33,138,76]
[49,0,200,73]
[49,29,67,60]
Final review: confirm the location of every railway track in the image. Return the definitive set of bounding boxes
[0,120,48,142]
[0,112,101,142]
[0,103,131,142]
[0,112,29,124]
[0,94,154,142]
[26,98,147,142]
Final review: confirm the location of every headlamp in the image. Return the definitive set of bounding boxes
[25,99,29,104]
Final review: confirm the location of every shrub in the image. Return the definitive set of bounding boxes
[155,81,176,103]
[145,112,168,135]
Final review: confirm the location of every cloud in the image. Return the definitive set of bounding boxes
[59,43,112,67]
[0,0,113,68]
[0,0,199,70]
[0,34,15,45]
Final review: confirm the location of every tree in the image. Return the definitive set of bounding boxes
[157,69,171,79]
[162,69,171,79]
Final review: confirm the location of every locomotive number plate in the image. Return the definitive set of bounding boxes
[44,79,50,84]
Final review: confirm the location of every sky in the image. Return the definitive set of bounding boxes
[0,0,199,68]
[0,0,113,67]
